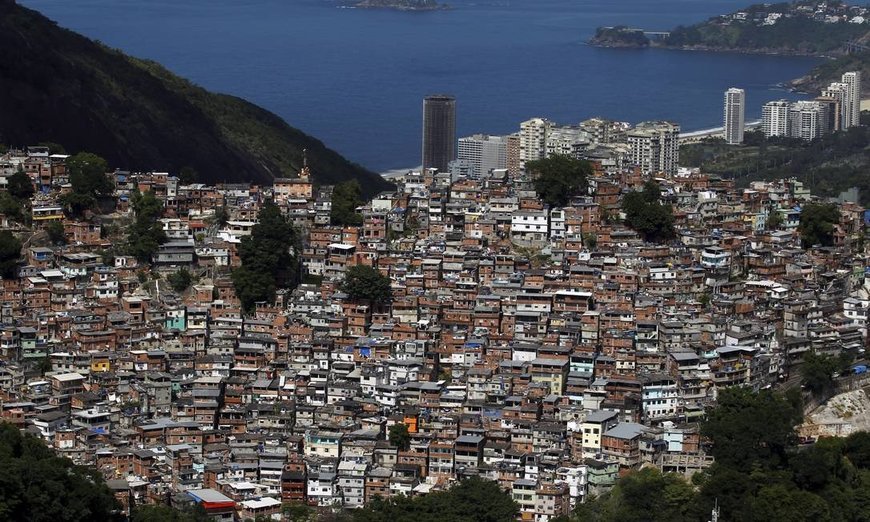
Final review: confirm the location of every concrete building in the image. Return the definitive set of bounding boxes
[520,118,552,170]
[457,134,508,178]
[422,95,457,172]
[842,71,862,129]
[788,101,822,141]
[626,121,680,175]
[761,100,790,138]
[724,88,745,145]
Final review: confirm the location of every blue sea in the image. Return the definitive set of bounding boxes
[22,0,822,172]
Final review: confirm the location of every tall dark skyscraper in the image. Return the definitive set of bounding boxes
[422,95,456,172]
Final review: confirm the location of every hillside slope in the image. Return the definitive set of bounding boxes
[0,0,393,196]
[791,51,870,96]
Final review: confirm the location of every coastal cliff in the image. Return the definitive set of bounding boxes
[588,27,650,48]
[591,2,870,57]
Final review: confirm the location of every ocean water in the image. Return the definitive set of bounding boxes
[22,0,822,172]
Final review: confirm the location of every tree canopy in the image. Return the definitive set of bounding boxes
[388,423,411,451]
[67,152,113,198]
[340,265,392,304]
[571,467,699,522]
[168,268,194,294]
[45,221,66,245]
[130,504,208,522]
[127,190,167,263]
[622,181,675,243]
[0,423,121,521]
[61,152,113,217]
[0,230,22,279]
[568,384,870,521]
[6,167,34,201]
[799,202,840,247]
[352,476,518,522]
[527,154,592,208]
[232,201,301,313]
[331,180,364,226]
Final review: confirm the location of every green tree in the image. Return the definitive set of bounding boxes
[622,181,675,242]
[572,468,699,522]
[67,152,112,198]
[527,154,591,208]
[6,167,34,201]
[767,209,783,230]
[0,230,22,279]
[582,232,598,250]
[168,268,194,293]
[62,152,113,217]
[131,503,208,522]
[388,423,411,451]
[0,192,23,221]
[331,180,364,226]
[799,202,840,247]
[282,502,315,522]
[45,221,66,245]
[800,352,839,397]
[127,190,167,262]
[232,201,301,313]
[701,387,801,471]
[340,265,392,304]
[352,476,517,522]
[0,423,121,521]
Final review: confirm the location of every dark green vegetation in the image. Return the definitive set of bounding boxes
[665,12,867,55]
[352,476,518,522]
[6,167,34,201]
[800,352,854,397]
[340,265,392,304]
[168,268,194,294]
[127,190,168,263]
[45,221,67,245]
[0,422,121,521]
[589,26,650,47]
[232,201,301,313]
[130,504,208,522]
[331,180,365,226]
[681,123,870,205]
[0,230,21,279]
[527,155,592,208]
[388,423,411,450]
[60,152,114,218]
[799,202,840,247]
[793,50,870,96]
[562,387,870,522]
[621,181,676,243]
[0,1,392,197]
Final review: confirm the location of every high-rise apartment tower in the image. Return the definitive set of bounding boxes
[724,88,745,145]
[422,95,457,172]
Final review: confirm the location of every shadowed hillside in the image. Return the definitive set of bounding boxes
[0,0,393,196]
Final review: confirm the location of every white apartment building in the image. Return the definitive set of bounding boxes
[520,118,552,169]
[626,121,680,175]
[789,101,822,141]
[511,210,549,244]
[724,87,745,145]
[762,100,790,137]
[842,71,862,129]
[457,134,508,178]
